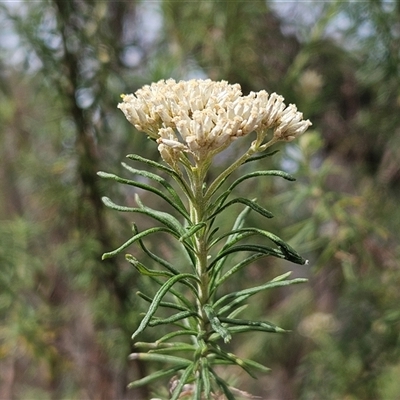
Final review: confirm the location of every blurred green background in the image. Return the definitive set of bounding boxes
[1,1,399,399]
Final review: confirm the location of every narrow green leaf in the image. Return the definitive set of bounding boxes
[209,370,236,400]
[101,226,174,259]
[156,329,200,344]
[121,161,188,215]
[207,227,220,244]
[134,341,181,350]
[208,205,253,288]
[101,195,185,236]
[218,317,286,333]
[222,351,270,375]
[219,280,299,314]
[209,197,274,220]
[129,352,191,366]
[126,153,177,175]
[135,193,186,236]
[135,223,197,272]
[231,202,252,231]
[209,169,296,215]
[126,154,193,201]
[209,232,265,290]
[148,310,197,326]
[213,253,266,291]
[127,365,184,389]
[98,169,189,220]
[213,228,306,265]
[236,358,270,374]
[240,228,306,264]
[209,345,257,378]
[220,271,294,313]
[136,291,191,312]
[133,224,181,274]
[214,272,304,309]
[179,222,207,241]
[134,237,198,304]
[271,271,293,281]
[227,304,248,319]
[208,325,288,339]
[229,170,296,190]
[132,273,200,340]
[126,254,172,278]
[135,341,191,348]
[170,363,195,400]
[101,196,135,212]
[208,244,285,271]
[200,358,212,398]
[203,304,232,343]
[148,344,196,354]
[244,149,280,163]
[128,254,198,296]
[210,229,254,250]
[194,373,203,400]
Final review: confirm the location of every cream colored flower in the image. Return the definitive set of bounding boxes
[118,79,311,166]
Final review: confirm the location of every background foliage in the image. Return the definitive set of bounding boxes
[0,1,399,399]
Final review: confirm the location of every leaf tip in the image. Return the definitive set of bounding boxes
[128,353,138,360]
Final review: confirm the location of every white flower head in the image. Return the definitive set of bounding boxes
[118,79,312,166]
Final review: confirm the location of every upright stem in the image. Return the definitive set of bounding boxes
[190,167,210,332]
[189,138,279,333]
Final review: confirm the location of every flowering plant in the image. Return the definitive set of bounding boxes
[99,79,311,399]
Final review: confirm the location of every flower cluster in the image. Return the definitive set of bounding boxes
[118,79,311,166]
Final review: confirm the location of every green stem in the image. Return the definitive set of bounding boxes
[190,167,210,330]
[185,136,279,393]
